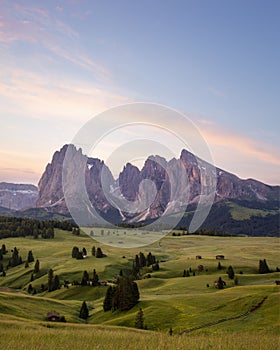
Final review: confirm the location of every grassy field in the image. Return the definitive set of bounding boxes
[0,230,279,348]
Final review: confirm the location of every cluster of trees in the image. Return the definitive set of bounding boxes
[71,246,87,259]
[0,216,58,239]
[71,246,106,259]
[183,268,196,277]
[80,269,99,286]
[91,246,106,258]
[103,277,139,311]
[131,252,159,279]
[47,268,60,292]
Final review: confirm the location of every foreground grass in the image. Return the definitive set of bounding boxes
[0,319,279,350]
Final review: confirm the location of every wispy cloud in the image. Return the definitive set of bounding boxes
[195,118,280,184]
[0,67,131,121]
[0,2,109,81]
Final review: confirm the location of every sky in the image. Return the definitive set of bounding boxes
[0,0,279,185]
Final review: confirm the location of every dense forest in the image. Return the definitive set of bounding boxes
[0,216,76,239]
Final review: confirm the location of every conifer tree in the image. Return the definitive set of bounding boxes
[92,269,99,286]
[72,246,79,258]
[53,275,60,290]
[259,259,270,274]
[103,286,115,311]
[27,250,34,263]
[34,259,40,273]
[92,246,96,256]
[135,308,144,329]
[48,268,54,292]
[79,301,89,319]
[96,247,103,258]
[81,270,89,286]
[82,247,87,256]
[27,284,33,294]
[217,277,225,289]
[139,252,146,268]
[227,265,235,279]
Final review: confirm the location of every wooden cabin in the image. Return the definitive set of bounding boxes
[47,311,60,322]
[216,255,225,260]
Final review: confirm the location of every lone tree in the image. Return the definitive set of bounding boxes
[227,265,235,279]
[96,247,104,258]
[135,308,144,329]
[34,259,40,273]
[259,259,270,274]
[27,250,34,262]
[79,301,89,320]
[216,277,226,289]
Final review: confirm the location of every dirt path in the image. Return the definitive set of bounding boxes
[179,296,268,335]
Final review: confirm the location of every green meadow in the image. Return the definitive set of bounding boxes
[0,230,279,349]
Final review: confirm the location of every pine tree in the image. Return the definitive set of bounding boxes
[147,252,155,266]
[1,244,7,254]
[34,259,40,273]
[92,246,96,256]
[217,277,225,289]
[53,275,60,290]
[79,301,89,319]
[183,269,187,277]
[139,252,146,268]
[227,265,235,279]
[81,270,89,286]
[135,255,140,272]
[82,247,87,256]
[11,247,21,267]
[48,269,54,292]
[103,286,114,311]
[27,250,34,263]
[30,273,34,282]
[135,308,144,329]
[71,246,79,258]
[218,261,222,270]
[259,259,270,274]
[96,247,103,258]
[111,277,139,311]
[92,269,99,286]
[27,284,33,294]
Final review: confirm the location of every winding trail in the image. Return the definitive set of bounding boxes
[179,296,268,335]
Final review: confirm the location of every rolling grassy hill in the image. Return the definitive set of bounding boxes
[0,229,279,349]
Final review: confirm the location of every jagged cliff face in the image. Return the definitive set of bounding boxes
[35,144,279,223]
[0,182,38,210]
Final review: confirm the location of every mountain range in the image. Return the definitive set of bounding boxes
[0,144,279,235]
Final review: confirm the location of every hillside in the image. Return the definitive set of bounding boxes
[0,228,279,341]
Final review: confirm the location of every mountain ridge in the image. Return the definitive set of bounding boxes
[34,144,279,233]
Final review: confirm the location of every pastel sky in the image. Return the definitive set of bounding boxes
[0,0,279,185]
